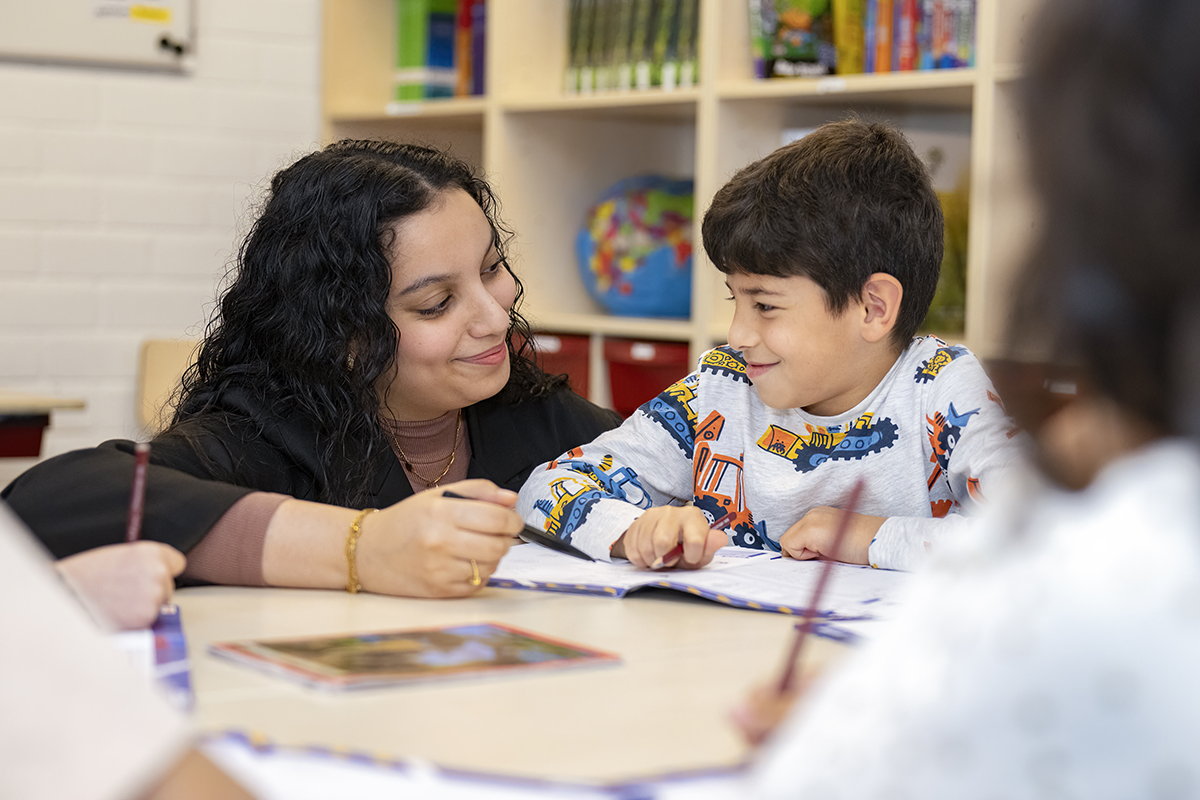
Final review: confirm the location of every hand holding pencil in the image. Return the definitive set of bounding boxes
[54,441,187,629]
[610,505,732,570]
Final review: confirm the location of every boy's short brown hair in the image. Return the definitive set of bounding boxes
[701,119,944,349]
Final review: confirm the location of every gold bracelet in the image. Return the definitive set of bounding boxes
[344,508,379,594]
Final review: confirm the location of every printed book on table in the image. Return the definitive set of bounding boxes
[210,622,619,691]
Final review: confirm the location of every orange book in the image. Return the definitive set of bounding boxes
[874,0,893,73]
[454,0,473,96]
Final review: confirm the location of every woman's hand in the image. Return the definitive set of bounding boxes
[55,541,185,630]
[355,479,522,597]
[610,505,726,569]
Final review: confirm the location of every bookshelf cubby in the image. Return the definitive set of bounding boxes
[322,0,1042,408]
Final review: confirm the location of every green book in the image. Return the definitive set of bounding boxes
[611,0,638,90]
[565,0,583,92]
[676,0,698,87]
[395,0,458,101]
[652,0,682,89]
[593,0,616,91]
[577,0,597,92]
[632,0,659,89]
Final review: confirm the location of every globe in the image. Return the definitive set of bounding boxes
[575,175,694,318]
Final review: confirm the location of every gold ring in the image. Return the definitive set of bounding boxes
[469,559,482,587]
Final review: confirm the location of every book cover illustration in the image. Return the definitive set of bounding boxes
[750,0,837,78]
[210,622,619,691]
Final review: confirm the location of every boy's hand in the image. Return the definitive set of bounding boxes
[610,506,726,569]
[779,507,884,565]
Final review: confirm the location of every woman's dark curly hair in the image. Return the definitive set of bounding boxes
[171,139,564,506]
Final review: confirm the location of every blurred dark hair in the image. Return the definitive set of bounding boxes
[701,118,944,349]
[171,139,563,506]
[1010,0,1200,439]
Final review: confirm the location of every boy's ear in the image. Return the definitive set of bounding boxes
[859,273,903,343]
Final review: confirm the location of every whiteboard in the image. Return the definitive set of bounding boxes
[0,0,193,71]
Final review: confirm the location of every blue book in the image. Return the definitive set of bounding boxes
[471,0,486,95]
[864,0,878,72]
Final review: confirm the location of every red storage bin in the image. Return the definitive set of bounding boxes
[530,331,590,399]
[0,414,48,457]
[604,338,690,417]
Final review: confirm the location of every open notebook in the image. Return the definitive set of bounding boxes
[490,544,911,622]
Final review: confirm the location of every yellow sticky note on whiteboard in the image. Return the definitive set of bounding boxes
[130,5,173,24]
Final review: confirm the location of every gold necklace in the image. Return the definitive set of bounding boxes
[386,412,463,488]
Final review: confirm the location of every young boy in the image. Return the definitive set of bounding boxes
[518,120,1022,572]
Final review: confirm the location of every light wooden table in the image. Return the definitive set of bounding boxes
[176,584,850,784]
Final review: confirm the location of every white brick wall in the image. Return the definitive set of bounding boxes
[0,0,322,488]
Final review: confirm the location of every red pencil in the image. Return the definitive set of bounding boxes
[777,478,865,693]
[650,509,738,570]
[125,442,151,543]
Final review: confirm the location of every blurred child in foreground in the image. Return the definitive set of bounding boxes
[737,0,1200,795]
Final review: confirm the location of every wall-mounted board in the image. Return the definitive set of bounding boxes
[0,0,193,71]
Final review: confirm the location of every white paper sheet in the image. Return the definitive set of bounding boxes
[202,732,746,800]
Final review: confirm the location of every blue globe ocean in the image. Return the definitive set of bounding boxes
[575,175,694,318]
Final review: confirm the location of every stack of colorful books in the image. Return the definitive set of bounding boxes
[749,0,975,80]
[394,0,485,102]
[564,0,701,94]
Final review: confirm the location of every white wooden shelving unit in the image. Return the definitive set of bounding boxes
[322,0,1042,408]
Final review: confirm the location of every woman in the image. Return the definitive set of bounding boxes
[3,140,620,598]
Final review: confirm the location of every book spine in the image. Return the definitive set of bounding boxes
[578,0,597,92]
[675,0,697,88]
[611,0,636,91]
[455,0,472,96]
[597,0,619,89]
[395,0,427,102]
[833,0,864,75]
[863,0,876,73]
[932,0,948,68]
[652,0,681,89]
[471,0,485,94]
[896,0,917,71]
[957,0,975,67]
[916,0,933,69]
[565,0,582,92]
[633,0,658,89]
[873,0,892,73]
[592,0,610,91]
[591,0,606,91]
[426,0,457,97]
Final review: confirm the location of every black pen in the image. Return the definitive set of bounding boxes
[441,490,595,562]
